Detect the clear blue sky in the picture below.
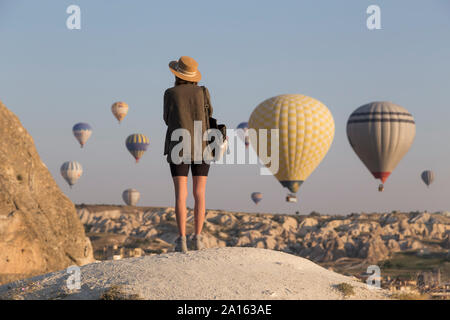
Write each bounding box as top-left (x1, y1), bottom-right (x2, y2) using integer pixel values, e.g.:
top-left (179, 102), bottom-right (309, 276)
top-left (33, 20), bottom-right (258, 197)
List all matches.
top-left (1, 0), bottom-right (449, 214)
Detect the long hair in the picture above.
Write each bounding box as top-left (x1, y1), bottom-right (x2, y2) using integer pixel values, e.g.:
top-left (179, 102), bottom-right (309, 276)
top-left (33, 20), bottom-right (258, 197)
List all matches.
top-left (174, 76), bottom-right (198, 86)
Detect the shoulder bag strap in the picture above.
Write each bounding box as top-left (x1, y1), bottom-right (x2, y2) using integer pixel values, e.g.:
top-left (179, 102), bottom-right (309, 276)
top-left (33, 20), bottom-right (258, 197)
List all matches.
top-left (202, 86), bottom-right (211, 129)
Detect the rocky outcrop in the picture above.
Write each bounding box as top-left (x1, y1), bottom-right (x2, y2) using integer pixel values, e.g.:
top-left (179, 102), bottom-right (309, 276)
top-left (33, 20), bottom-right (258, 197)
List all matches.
top-left (0, 101), bottom-right (94, 285)
top-left (0, 248), bottom-right (390, 300)
top-left (443, 234), bottom-right (450, 249)
top-left (77, 205), bottom-right (450, 265)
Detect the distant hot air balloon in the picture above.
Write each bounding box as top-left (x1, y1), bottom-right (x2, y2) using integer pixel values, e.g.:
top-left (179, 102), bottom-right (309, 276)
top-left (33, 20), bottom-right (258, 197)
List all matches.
top-left (111, 102), bottom-right (129, 123)
top-left (347, 102), bottom-right (416, 191)
top-left (248, 94), bottom-right (335, 202)
top-left (72, 122), bottom-right (92, 148)
top-left (421, 170), bottom-right (434, 187)
top-left (122, 188), bottom-right (140, 206)
top-left (60, 161), bottom-right (83, 188)
top-left (126, 134), bottom-right (149, 163)
top-left (251, 192), bottom-right (263, 204)
top-left (237, 122), bottom-right (249, 148)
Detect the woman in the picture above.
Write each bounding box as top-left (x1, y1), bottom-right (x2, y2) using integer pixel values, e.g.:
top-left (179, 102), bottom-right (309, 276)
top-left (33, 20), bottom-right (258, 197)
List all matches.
top-left (163, 56), bottom-right (213, 253)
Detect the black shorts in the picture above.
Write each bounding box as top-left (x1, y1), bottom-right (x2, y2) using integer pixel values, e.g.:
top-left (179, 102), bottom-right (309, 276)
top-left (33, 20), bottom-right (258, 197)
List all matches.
top-left (169, 162), bottom-right (210, 177)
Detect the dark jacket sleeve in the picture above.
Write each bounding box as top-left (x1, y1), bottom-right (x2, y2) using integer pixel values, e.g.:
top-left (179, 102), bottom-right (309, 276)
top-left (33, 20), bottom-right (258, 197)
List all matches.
top-left (204, 87), bottom-right (213, 117)
top-left (163, 89), bottom-right (171, 125)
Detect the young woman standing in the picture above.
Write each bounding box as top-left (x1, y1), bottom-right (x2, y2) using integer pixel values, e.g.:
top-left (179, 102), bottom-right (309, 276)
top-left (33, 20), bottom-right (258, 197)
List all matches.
top-left (163, 56), bottom-right (213, 253)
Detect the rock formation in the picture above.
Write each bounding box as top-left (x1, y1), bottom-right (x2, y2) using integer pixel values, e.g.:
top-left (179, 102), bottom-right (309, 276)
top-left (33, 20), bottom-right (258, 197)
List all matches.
top-left (0, 101), bottom-right (94, 285)
top-left (77, 205), bottom-right (450, 264)
top-left (0, 247), bottom-right (389, 300)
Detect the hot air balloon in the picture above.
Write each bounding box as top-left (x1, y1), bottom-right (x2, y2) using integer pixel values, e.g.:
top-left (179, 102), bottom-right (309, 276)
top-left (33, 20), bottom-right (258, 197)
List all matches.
top-left (237, 122), bottom-right (250, 148)
top-left (111, 102), bottom-right (129, 123)
top-left (122, 188), bottom-right (140, 206)
top-left (248, 94), bottom-right (335, 202)
top-left (60, 161), bottom-right (83, 188)
top-left (347, 102), bottom-right (415, 191)
top-left (72, 122), bottom-right (92, 148)
top-left (421, 170), bottom-right (434, 187)
top-left (251, 192), bottom-right (263, 204)
top-left (126, 134), bottom-right (149, 163)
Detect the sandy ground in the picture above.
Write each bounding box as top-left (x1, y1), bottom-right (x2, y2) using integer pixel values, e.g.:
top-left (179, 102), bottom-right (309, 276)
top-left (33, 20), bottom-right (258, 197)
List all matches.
top-left (0, 247), bottom-right (389, 300)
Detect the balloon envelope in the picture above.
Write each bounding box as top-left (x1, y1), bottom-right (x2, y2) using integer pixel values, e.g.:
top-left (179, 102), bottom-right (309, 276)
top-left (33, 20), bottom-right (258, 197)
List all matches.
top-left (60, 161), bottom-right (83, 187)
top-left (72, 122), bottom-right (92, 148)
top-left (237, 122), bottom-right (249, 130)
top-left (248, 94), bottom-right (335, 194)
top-left (126, 134), bottom-right (150, 162)
top-left (347, 102), bottom-right (415, 184)
top-left (251, 192), bottom-right (263, 204)
top-left (421, 170), bottom-right (434, 187)
top-left (122, 188), bottom-right (140, 206)
top-left (237, 122), bottom-right (249, 148)
top-left (111, 102), bottom-right (129, 123)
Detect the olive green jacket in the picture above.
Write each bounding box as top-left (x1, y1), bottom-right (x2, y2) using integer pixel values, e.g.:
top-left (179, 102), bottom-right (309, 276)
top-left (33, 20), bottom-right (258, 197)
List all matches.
top-left (163, 84), bottom-right (213, 162)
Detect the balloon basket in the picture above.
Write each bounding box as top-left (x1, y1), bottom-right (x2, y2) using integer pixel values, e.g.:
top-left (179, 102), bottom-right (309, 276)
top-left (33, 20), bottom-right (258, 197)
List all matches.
top-left (286, 194), bottom-right (297, 203)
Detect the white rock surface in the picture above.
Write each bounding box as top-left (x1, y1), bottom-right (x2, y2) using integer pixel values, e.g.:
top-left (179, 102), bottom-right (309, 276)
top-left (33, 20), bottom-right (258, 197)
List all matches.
top-left (0, 247), bottom-right (389, 300)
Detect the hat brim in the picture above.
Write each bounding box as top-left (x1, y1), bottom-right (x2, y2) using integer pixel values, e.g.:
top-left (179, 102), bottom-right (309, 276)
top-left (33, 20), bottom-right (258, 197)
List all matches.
top-left (169, 61), bottom-right (202, 82)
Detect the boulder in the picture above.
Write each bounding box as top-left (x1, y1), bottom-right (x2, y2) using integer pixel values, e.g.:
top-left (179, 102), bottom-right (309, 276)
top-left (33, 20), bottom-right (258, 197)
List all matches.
top-left (207, 213), bottom-right (236, 226)
top-left (241, 230), bottom-right (262, 242)
top-left (409, 212), bottom-right (431, 224)
top-left (386, 239), bottom-right (401, 252)
top-left (358, 238), bottom-right (389, 262)
top-left (281, 216), bottom-right (298, 232)
top-left (264, 236), bottom-right (278, 250)
top-left (201, 233), bottom-right (227, 248)
top-left (235, 235), bottom-right (252, 246)
top-left (322, 237), bottom-right (346, 262)
top-left (309, 243), bottom-right (326, 261)
top-left (144, 228), bottom-right (158, 238)
top-left (0, 101), bottom-right (94, 285)
top-left (442, 234), bottom-right (450, 249)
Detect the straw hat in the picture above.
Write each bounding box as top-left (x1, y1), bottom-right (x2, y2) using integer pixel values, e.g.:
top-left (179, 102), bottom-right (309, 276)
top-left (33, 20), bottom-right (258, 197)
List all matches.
top-left (169, 56), bottom-right (202, 82)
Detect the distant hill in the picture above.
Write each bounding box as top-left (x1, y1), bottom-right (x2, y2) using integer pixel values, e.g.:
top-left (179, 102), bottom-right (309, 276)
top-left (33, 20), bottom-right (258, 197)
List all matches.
top-left (76, 205), bottom-right (450, 281)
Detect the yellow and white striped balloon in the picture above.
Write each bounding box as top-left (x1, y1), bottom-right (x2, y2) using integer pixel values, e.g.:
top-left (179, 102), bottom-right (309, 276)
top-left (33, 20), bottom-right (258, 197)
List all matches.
top-left (248, 94), bottom-right (335, 193)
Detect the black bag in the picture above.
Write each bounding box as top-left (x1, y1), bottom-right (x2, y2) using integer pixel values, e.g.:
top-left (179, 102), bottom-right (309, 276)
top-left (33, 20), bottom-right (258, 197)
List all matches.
top-left (201, 86), bottom-right (227, 160)
top-left (202, 86), bottom-right (227, 142)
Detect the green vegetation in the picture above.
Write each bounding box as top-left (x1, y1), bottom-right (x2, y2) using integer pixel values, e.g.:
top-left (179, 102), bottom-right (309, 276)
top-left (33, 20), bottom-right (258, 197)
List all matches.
top-left (0, 281), bottom-right (43, 300)
top-left (309, 211), bottom-right (321, 217)
top-left (83, 224), bottom-right (92, 233)
top-left (379, 251), bottom-right (450, 281)
top-left (391, 293), bottom-right (429, 300)
top-left (335, 283), bottom-right (355, 297)
top-left (125, 237), bottom-right (153, 247)
top-left (272, 215), bottom-right (284, 222)
top-left (94, 249), bottom-right (107, 260)
top-left (99, 285), bottom-right (142, 300)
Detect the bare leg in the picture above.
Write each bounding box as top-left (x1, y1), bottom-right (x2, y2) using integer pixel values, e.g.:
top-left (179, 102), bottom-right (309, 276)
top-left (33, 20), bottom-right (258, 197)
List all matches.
top-left (193, 176), bottom-right (207, 235)
top-left (173, 176), bottom-right (188, 236)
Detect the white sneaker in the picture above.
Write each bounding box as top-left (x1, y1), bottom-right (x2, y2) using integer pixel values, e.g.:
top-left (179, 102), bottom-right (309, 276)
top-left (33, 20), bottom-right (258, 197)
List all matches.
top-left (174, 236), bottom-right (188, 253)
